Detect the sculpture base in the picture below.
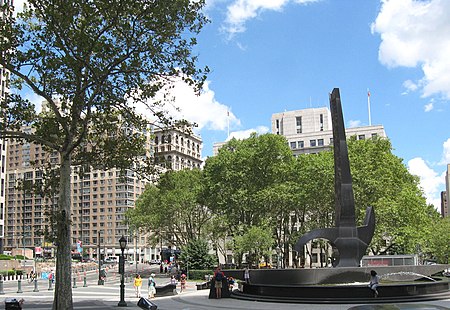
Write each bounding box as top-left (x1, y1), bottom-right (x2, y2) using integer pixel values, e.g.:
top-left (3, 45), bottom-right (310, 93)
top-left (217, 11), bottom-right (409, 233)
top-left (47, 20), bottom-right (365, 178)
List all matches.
top-left (224, 265), bottom-right (450, 304)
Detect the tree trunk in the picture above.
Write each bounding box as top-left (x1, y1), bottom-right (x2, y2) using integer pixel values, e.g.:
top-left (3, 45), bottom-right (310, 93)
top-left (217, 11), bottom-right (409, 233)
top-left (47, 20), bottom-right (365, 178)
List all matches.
top-left (53, 154), bottom-right (74, 310)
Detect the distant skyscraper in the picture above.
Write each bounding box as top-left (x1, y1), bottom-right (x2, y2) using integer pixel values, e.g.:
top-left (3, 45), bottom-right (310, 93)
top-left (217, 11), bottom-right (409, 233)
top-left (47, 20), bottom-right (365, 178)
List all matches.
top-left (442, 164), bottom-right (450, 217)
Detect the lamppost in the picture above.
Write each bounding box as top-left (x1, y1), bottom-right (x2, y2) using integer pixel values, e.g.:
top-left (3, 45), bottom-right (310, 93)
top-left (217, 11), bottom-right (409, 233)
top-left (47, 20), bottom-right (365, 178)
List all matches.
top-left (118, 235), bottom-right (127, 307)
top-left (98, 231), bottom-right (103, 285)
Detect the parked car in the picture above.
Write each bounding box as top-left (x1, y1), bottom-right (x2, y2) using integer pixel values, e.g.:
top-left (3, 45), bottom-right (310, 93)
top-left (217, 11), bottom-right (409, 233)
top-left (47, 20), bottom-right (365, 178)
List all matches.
top-left (149, 259), bottom-right (160, 265)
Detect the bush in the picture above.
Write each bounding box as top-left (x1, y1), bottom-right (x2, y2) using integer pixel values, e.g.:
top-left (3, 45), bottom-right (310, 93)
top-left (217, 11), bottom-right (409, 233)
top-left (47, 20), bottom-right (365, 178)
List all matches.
top-left (188, 269), bottom-right (214, 281)
top-left (0, 254), bottom-right (12, 260)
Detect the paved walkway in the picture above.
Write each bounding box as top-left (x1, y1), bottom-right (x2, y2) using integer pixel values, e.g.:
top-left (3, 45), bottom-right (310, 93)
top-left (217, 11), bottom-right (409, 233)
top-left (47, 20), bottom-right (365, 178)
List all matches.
top-left (1, 278), bottom-right (449, 309)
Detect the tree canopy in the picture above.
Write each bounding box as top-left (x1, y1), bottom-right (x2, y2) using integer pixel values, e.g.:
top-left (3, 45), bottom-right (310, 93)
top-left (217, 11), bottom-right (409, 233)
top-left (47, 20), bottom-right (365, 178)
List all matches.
top-left (128, 132), bottom-right (446, 270)
top-left (0, 1), bottom-right (208, 309)
top-left (128, 169), bottom-right (211, 248)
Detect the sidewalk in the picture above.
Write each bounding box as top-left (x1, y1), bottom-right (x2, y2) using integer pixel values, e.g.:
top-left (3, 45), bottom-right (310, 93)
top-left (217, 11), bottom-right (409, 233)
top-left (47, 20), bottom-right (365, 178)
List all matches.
top-left (2, 280), bottom-right (449, 309)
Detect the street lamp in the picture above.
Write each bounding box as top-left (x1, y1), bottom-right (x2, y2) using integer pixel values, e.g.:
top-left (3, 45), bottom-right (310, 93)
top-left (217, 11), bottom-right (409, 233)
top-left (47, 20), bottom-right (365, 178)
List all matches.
top-left (98, 231), bottom-right (103, 285)
top-left (118, 235), bottom-right (127, 307)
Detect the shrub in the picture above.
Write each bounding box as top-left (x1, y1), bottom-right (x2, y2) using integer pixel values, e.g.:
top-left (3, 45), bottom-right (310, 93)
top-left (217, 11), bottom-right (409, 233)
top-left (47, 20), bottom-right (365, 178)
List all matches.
top-left (0, 254), bottom-right (12, 260)
top-left (188, 269), bottom-right (214, 281)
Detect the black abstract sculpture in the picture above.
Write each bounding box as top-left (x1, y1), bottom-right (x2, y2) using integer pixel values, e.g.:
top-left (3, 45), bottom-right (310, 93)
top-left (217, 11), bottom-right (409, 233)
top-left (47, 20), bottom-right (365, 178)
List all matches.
top-left (294, 88), bottom-right (375, 267)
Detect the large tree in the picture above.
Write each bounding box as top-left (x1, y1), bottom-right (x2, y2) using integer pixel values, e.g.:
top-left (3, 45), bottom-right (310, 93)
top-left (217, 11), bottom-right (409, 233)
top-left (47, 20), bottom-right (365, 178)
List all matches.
top-left (0, 1), bottom-right (208, 309)
top-left (202, 133), bottom-right (295, 230)
top-left (127, 169), bottom-right (211, 248)
top-left (346, 136), bottom-right (436, 255)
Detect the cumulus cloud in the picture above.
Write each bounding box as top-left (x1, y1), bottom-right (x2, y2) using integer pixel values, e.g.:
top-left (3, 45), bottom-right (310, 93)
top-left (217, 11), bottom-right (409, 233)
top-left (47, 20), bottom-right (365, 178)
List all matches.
top-left (402, 79), bottom-right (419, 95)
top-left (441, 138), bottom-right (450, 164)
top-left (226, 126), bottom-right (270, 141)
top-left (223, 0), bottom-right (319, 37)
top-left (407, 157), bottom-right (445, 210)
top-left (372, 0), bottom-right (450, 99)
top-left (424, 102), bottom-right (433, 112)
top-left (136, 78), bottom-right (240, 133)
top-left (348, 120), bottom-right (362, 128)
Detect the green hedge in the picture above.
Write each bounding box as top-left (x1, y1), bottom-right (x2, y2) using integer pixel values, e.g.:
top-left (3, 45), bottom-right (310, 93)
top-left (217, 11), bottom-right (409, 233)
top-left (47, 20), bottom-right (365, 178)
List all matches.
top-left (0, 254), bottom-right (12, 260)
top-left (188, 269), bottom-right (214, 281)
top-left (0, 270), bottom-right (24, 276)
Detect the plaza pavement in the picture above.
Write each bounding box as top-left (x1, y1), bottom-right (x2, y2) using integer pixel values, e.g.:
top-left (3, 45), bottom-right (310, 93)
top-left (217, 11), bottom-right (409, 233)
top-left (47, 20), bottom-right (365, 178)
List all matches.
top-left (1, 276), bottom-right (449, 310)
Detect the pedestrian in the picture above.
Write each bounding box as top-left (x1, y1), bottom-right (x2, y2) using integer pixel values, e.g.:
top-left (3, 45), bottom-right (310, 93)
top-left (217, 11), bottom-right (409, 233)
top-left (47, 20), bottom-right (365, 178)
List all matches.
top-left (180, 273), bottom-right (187, 292)
top-left (134, 274), bottom-right (143, 298)
top-left (170, 275), bottom-right (177, 285)
top-left (214, 267), bottom-right (225, 299)
top-left (368, 270), bottom-right (379, 297)
top-left (148, 273), bottom-right (156, 299)
top-left (244, 267), bottom-right (250, 284)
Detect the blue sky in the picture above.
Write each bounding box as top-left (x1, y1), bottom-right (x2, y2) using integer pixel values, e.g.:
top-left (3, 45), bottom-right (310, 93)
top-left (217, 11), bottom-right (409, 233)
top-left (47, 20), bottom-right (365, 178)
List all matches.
top-left (172, 0), bottom-right (450, 210)
top-left (14, 0), bottom-right (450, 210)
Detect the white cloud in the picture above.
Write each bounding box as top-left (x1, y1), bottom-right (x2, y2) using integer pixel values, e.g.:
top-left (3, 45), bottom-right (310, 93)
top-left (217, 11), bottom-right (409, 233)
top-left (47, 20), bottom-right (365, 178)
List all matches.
top-left (137, 78), bottom-right (240, 134)
top-left (372, 0), bottom-right (450, 99)
top-left (223, 0), bottom-right (319, 37)
top-left (407, 157), bottom-right (444, 210)
top-left (402, 79), bottom-right (419, 94)
top-left (424, 102), bottom-right (433, 112)
top-left (226, 126), bottom-right (269, 141)
top-left (348, 120), bottom-right (362, 128)
top-left (441, 138), bottom-right (450, 164)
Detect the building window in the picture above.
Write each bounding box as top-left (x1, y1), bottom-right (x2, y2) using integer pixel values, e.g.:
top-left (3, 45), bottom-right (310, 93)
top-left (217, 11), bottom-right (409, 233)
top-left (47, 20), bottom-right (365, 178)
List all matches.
top-left (290, 141), bottom-right (296, 149)
top-left (310, 140), bottom-right (316, 147)
top-left (319, 114), bottom-right (324, 131)
top-left (296, 116), bottom-right (302, 134)
top-left (298, 141), bottom-right (304, 148)
top-left (358, 134), bottom-right (365, 140)
top-left (318, 139), bottom-right (324, 146)
top-left (371, 133), bottom-right (378, 139)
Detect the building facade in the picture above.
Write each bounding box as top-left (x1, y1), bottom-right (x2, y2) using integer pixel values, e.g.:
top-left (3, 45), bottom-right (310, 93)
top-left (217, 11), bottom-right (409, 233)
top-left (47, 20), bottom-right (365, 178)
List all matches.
top-left (153, 126), bottom-right (203, 170)
top-left (271, 107), bottom-right (386, 156)
top-left (4, 124), bottom-right (203, 262)
top-left (442, 164), bottom-right (450, 217)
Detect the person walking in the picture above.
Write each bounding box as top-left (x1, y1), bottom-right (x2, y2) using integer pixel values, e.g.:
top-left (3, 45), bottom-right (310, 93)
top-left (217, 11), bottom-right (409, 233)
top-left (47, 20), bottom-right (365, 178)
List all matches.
top-left (134, 274), bottom-right (143, 298)
top-left (368, 270), bottom-right (379, 297)
top-left (148, 273), bottom-right (156, 299)
top-left (180, 273), bottom-right (187, 292)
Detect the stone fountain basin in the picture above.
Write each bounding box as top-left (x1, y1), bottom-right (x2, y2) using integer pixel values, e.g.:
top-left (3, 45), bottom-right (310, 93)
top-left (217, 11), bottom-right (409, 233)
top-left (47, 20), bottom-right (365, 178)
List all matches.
top-left (226, 265), bottom-right (450, 285)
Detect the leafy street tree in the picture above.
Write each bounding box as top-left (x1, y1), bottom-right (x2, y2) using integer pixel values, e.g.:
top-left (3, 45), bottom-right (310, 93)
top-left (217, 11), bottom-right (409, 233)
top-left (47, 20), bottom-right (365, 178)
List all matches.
top-left (291, 151), bottom-right (334, 266)
top-left (232, 225), bottom-right (274, 268)
top-left (202, 133), bottom-right (295, 265)
top-left (202, 133), bottom-right (295, 230)
top-left (179, 238), bottom-right (216, 271)
top-left (346, 137), bottom-right (437, 255)
top-left (0, 1), bottom-right (208, 309)
top-left (128, 169), bottom-right (211, 248)
top-left (424, 216), bottom-right (450, 264)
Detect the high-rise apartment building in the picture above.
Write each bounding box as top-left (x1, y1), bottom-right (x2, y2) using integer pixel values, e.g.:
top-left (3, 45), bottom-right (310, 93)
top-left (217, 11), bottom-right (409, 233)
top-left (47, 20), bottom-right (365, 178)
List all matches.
top-left (4, 124), bottom-right (203, 262)
top-left (0, 0), bottom-right (14, 252)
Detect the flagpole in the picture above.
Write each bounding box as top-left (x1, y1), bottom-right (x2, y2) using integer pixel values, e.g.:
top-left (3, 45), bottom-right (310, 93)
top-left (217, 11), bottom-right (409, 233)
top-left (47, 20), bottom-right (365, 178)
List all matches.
top-left (227, 109), bottom-right (230, 139)
top-left (367, 89), bottom-right (372, 126)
